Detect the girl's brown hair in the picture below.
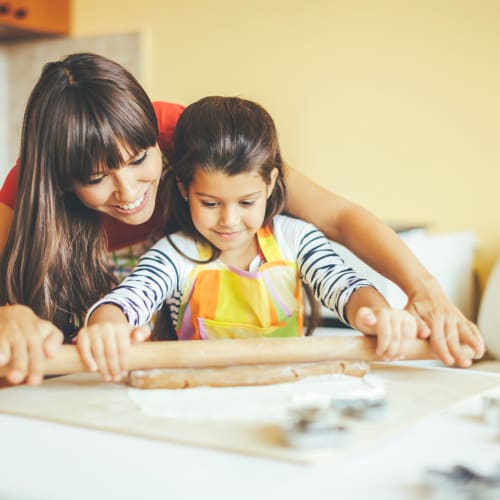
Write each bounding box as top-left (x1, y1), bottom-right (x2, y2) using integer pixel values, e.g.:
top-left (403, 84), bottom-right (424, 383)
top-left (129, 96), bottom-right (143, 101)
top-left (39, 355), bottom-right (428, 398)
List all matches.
top-left (0, 52), bottom-right (158, 338)
top-left (166, 96), bottom-right (287, 257)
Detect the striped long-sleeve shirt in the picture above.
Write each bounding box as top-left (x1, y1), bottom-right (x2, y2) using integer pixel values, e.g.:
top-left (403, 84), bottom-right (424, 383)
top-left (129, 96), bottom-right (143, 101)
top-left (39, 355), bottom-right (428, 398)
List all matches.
top-left (87, 215), bottom-right (373, 328)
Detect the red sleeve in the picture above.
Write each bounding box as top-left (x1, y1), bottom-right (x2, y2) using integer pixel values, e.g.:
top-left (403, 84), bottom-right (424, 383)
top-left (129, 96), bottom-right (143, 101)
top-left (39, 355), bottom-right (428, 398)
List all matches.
top-left (153, 101), bottom-right (185, 161)
top-left (0, 162), bottom-right (19, 209)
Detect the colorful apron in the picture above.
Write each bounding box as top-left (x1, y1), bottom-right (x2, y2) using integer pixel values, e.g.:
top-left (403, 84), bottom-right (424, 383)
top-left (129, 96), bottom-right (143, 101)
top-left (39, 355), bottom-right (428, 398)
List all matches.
top-left (176, 225), bottom-right (303, 340)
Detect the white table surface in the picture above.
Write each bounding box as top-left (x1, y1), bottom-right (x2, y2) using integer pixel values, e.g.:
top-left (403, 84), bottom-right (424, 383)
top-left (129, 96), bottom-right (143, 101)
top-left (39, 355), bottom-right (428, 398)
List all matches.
top-left (1, 331), bottom-right (499, 500)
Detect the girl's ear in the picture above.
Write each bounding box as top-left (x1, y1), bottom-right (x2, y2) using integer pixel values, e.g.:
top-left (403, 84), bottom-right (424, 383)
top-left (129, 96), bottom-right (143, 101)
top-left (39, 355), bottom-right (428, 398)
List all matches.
top-left (177, 179), bottom-right (188, 201)
top-left (267, 168), bottom-right (279, 199)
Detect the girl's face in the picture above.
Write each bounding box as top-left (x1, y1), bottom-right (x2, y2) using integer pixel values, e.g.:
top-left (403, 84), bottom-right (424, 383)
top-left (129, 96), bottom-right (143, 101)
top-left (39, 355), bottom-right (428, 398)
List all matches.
top-left (181, 167), bottom-right (278, 264)
top-left (72, 144), bottom-right (163, 225)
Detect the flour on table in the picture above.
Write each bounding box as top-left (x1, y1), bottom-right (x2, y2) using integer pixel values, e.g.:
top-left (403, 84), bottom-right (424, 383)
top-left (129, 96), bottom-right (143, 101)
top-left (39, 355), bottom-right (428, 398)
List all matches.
top-left (128, 374), bottom-right (385, 423)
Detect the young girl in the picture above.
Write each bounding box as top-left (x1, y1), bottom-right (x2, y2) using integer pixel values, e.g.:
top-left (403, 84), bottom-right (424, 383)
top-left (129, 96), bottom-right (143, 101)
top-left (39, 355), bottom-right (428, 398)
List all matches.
top-left (0, 53), bottom-right (483, 386)
top-left (78, 96), bottom-right (419, 381)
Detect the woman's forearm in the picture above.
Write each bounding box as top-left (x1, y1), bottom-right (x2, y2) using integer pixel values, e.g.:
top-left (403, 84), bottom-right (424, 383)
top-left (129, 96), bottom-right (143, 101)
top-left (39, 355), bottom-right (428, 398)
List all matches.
top-left (284, 165), bottom-right (436, 298)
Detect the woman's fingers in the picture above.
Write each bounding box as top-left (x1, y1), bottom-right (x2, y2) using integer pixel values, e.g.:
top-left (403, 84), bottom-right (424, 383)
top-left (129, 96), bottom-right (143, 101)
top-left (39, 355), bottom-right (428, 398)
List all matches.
top-left (43, 327), bottom-right (64, 358)
top-left (6, 340), bottom-right (28, 385)
top-left (26, 334), bottom-right (45, 386)
top-left (0, 338), bottom-right (11, 367)
top-left (0, 305), bottom-right (64, 384)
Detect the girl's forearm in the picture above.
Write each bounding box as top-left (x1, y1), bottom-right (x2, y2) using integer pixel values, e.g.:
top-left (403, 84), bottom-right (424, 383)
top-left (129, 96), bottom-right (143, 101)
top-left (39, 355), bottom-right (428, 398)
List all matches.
top-left (87, 304), bottom-right (129, 325)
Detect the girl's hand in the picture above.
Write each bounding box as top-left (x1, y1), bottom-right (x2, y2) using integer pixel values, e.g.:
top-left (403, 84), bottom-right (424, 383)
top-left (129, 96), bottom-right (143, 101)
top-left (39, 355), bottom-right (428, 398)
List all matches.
top-left (75, 323), bottom-right (151, 382)
top-left (0, 304), bottom-right (64, 385)
top-left (405, 283), bottom-right (485, 368)
top-left (354, 306), bottom-right (418, 361)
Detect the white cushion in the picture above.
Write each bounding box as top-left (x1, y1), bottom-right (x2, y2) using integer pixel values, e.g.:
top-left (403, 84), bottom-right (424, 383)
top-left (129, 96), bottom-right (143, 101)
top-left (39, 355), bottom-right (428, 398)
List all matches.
top-left (478, 258), bottom-right (500, 359)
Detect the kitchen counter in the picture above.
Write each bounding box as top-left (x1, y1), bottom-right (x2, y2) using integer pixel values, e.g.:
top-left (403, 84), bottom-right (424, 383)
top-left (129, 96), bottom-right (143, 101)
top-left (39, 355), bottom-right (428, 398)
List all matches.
top-left (0, 355), bottom-right (499, 500)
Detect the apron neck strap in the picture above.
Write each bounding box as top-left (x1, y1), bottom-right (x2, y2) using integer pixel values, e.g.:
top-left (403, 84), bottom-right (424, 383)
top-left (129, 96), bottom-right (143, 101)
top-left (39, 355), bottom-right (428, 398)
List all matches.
top-left (194, 223), bottom-right (284, 262)
top-left (257, 224), bottom-right (284, 262)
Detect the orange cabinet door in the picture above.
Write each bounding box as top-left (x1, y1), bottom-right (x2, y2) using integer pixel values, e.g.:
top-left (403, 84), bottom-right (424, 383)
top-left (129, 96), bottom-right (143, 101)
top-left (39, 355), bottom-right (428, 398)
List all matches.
top-left (0, 0), bottom-right (69, 36)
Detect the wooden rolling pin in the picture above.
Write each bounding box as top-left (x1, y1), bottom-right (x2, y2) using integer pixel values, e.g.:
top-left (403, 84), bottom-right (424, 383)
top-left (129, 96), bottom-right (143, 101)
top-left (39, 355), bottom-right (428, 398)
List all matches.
top-left (0, 336), bottom-right (445, 377)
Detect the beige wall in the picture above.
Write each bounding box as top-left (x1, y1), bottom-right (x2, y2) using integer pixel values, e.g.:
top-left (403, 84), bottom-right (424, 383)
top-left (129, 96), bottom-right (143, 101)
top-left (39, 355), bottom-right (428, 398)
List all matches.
top-left (72, 0), bottom-right (500, 289)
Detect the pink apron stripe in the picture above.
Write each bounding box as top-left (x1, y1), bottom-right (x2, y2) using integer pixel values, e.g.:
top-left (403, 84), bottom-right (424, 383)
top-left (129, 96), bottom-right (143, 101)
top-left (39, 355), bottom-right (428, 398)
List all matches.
top-left (261, 271), bottom-right (292, 317)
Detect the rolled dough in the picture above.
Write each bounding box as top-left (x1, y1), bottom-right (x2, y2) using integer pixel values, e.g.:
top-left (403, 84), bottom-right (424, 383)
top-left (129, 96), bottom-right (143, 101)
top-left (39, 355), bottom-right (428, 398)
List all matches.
top-left (128, 373), bottom-right (386, 423)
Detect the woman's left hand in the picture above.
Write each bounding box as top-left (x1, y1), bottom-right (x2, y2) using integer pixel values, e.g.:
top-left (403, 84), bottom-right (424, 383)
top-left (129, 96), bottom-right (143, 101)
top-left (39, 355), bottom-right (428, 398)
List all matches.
top-left (405, 283), bottom-right (485, 367)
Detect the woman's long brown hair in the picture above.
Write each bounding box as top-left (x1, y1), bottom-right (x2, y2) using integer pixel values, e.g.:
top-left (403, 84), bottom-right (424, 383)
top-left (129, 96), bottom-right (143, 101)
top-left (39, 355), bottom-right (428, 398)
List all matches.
top-left (0, 53), bottom-right (158, 339)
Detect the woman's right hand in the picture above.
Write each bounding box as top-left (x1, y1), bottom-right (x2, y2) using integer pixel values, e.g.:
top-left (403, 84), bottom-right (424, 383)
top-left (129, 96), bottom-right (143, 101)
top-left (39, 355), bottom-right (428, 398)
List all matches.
top-left (0, 304), bottom-right (64, 385)
top-left (75, 322), bottom-right (150, 382)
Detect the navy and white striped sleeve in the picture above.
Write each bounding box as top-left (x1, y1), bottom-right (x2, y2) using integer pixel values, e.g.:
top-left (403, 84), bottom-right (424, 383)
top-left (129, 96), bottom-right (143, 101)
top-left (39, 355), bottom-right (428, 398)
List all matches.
top-left (293, 222), bottom-right (374, 325)
top-left (86, 238), bottom-right (183, 326)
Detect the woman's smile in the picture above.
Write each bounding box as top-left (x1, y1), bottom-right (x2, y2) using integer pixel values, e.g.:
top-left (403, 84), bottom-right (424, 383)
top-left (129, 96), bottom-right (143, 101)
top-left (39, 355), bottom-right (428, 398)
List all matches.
top-left (112, 187), bottom-right (150, 215)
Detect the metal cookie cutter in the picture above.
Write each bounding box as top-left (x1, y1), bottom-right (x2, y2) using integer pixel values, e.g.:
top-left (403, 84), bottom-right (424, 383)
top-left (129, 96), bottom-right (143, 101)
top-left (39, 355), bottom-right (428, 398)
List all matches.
top-left (330, 397), bottom-right (389, 422)
top-left (483, 395), bottom-right (500, 436)
top-left (423, 464), bottom-right (500, 498)
top-left (280, 406), bottom-right (351, 449)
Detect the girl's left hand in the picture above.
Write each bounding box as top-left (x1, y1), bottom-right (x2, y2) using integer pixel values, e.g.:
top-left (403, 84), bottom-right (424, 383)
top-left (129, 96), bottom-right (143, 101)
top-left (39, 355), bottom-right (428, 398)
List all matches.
top-left (75, 323), bottom-right (151, 381)
top-left (354, 307), bottom-right (418, 361)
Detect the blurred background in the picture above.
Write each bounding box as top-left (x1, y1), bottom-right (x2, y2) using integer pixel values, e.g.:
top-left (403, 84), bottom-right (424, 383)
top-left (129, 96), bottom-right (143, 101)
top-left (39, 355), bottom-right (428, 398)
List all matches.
top-left (1, 0), bottom-right (499, 294)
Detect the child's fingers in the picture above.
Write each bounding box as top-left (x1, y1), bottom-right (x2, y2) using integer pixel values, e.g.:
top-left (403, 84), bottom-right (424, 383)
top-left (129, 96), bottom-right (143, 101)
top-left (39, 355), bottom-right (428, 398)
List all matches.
top-left (89, 334), bottom-right (111, 381)
top-left (76, 331), bottom-right (98, 372)
top-left (115, 331), bottom-right (131, 376)
top-left (398, 314), bottom-right (418, 359)
top-left (397, 318), bottom-right (417, 360)
top-left (101, 330), bottom-right (123, 381)
top-left (384, 316), bottom-right (402, 360)
top-left (131, 326), bottom-right (151, 344)
top-left (355, 307), bottom-right (377, 333)
top-left (375, 312), bottom-right (392, 358)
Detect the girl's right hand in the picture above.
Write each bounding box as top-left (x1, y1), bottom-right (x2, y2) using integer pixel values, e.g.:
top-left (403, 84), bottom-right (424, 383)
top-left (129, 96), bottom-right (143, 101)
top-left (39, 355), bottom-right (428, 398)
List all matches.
top-left (0, 304), bottom-right (64, 385)
top-left (75, 323), bottom-right (151, 382)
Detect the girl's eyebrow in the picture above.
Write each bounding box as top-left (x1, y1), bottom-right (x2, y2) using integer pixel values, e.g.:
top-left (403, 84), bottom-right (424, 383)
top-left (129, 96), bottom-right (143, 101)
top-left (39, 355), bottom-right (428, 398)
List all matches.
top-left (194, 191), bottom-right (261, 199)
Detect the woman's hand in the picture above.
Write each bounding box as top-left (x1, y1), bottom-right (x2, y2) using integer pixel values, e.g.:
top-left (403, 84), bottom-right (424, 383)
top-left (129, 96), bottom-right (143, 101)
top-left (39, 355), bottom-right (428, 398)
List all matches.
top-left (0, 304), bottom-right (64, 385)
top-left (405, 281), bottom-right (485, 368)
top-left (75, 323), bottom-right (151, 381)
top-left (353, 306), bottom-right (418, 361)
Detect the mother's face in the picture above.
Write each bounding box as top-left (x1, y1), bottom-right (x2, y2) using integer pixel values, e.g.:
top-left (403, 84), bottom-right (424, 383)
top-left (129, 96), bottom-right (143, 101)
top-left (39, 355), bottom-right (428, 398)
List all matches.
top-left (72, 143), bottom-right (163, 225)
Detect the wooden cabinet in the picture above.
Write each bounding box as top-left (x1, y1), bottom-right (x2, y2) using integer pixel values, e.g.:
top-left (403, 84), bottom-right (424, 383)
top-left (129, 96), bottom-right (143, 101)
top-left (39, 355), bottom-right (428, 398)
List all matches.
top-left (0, 0), bottom-right (69, 39)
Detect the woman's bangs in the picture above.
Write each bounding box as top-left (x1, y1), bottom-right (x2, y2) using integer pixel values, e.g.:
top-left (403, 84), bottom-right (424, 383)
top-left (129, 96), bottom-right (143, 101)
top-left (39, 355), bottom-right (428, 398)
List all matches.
top-left (58, 97), bottom-right (157, 188)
